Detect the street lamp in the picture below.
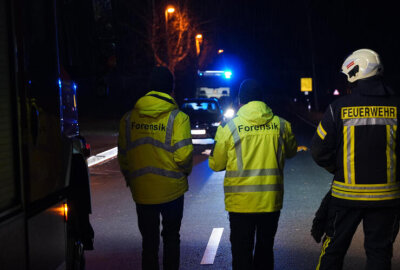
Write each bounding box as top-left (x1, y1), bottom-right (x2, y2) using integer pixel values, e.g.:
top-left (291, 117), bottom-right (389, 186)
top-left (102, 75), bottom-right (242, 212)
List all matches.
top-left (165, 6), bottom-right (175, 66)
top-left (195, 34), bottom-right (203, 56)
top-left (165, 6), bottom-right (175, 26)
top-left (165, 5), bottom-right (175, 35)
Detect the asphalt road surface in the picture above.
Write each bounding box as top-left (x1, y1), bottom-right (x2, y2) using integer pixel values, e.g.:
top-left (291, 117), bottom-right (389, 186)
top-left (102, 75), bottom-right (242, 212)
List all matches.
top-left (82, 113), bottom-right (400, 270)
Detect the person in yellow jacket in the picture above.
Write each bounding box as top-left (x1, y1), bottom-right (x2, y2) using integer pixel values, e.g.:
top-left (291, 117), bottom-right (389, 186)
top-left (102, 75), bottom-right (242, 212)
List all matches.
top-left (118, 66), bottom-right (193, 270)
top-left (209, 79), bottom-right (297, 270)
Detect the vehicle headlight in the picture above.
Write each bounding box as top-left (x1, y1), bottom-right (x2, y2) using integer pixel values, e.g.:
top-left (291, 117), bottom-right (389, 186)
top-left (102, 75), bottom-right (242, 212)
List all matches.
top-left (224, 108), bottom-right (235, 118)
top-left (211, 122), bottom-right (220, 127)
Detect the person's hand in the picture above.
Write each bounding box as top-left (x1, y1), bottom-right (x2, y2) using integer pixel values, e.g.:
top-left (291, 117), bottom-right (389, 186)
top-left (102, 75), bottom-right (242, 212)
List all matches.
top-left (311, 218), bottom-right (325, 243)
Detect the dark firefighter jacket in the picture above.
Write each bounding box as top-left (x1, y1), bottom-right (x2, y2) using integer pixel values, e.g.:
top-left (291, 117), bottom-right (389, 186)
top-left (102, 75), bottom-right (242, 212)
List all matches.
top-left (209, 101), bottom-right (297, 213)
top-left (118, 91), bottom-right (193, 204)
top-left (311, 77), bottom-right (400, 207)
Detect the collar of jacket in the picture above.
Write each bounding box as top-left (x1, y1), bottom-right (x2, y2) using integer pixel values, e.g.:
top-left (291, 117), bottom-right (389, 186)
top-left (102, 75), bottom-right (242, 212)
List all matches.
top-left (237, 101), bottom-right (274, 125)
top-left (351, 77), bottom-right (394, 96)
top-left (134, 91), bottom-right (178, 118)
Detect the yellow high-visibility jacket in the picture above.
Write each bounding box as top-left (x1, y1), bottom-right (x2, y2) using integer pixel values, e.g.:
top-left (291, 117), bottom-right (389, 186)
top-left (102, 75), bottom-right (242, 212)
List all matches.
top-left (209, 101), bottom-right (297, 213)
top-left (118, 91), bottom-right (193, 204)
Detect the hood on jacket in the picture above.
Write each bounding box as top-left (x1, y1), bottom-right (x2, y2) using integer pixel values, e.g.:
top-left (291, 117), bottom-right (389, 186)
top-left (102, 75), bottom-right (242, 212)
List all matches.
top-left (237, 101), bottom-right (274, 125)
top-left (134, 91), bottom-right (178, 118)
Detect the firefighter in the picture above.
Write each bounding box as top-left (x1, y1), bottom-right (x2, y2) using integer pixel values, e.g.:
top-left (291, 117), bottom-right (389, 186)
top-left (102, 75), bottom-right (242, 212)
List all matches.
top-left (311, 49), bottom-right (400, 270)
top-left (118, 66), bottom-right (193, 270)
top-left (209, 79), bottom-right (298, 270)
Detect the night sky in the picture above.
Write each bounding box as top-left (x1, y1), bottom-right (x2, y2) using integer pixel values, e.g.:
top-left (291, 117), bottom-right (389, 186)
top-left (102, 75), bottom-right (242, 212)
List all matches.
top-left (185, 0), bottom-right (399, 108)
top-left (84, 0), bottom-right (400, 115)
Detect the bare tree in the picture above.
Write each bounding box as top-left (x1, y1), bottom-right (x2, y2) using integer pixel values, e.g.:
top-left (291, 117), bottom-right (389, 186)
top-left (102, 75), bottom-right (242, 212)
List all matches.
top-left (151, 1), bottom-right (195, 74)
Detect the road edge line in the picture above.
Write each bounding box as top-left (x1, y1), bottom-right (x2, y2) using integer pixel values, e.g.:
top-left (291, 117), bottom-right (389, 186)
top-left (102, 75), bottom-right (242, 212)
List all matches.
top-left (87, 147), bottom-right (118, 167)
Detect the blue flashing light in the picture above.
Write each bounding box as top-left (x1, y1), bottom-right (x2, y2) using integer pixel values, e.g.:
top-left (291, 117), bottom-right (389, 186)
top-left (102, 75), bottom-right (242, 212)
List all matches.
top-left (73, 82), bottom-right (77, 91)
top-left (224, 70), bottom-right (232, 79)
top-left (58, 79), bottom-right (62, 88)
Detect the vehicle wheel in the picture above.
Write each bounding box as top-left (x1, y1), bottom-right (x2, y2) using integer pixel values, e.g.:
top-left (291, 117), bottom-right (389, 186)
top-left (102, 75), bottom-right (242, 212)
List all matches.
top-left (66, 225), bottom-right (85, 270)
top-left (66, 154), bottom-right (93, 270)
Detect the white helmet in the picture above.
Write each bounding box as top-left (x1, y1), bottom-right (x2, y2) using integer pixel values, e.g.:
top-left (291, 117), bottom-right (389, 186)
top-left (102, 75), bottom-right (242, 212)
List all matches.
top-left (341, 49), bottom-right (383, 83)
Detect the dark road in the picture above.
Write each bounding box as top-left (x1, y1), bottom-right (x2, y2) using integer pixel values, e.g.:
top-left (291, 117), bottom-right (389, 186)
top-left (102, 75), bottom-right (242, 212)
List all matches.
top-left (83, 114), bottom-right (400, 270)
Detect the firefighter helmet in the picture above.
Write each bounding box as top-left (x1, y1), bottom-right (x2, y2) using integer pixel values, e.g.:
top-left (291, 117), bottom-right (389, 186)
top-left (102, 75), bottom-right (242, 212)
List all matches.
top-left (341, 49), bottom-right (383, 83)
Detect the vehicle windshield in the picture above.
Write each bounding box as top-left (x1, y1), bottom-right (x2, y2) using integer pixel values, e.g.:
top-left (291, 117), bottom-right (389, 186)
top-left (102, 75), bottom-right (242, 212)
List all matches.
top-left (181, 100), bottom-right (222, 122)
top-left (182, 101), bottom-right (219, 113)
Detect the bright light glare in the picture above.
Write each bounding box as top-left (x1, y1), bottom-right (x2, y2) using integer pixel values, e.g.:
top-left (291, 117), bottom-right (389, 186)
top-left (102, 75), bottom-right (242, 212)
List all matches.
top-left (224, 108), bottom-right (235, 118)
top-left (218, 49), bottom-right (224, 54)
top-left (196, 34), bottom-right (203, 39)
top-left (192, 138), bottom-right (214, 145)
top-left (167, 7), bottom-right (175, 13)
top-left (191, 129), bottom-right (206, 135)
top-left (224, 71), bottom-right (232, 79)
top-left (63, 203), bottom-right (68, 221)
top-left (211, 122), bottom-right (220, 127)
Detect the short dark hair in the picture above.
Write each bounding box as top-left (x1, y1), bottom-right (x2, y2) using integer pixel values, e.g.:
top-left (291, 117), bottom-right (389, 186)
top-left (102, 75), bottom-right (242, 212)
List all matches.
top-left (149, 66), bottom-right (174, 93)
top-left (239, 79), bottom-right (264, 104)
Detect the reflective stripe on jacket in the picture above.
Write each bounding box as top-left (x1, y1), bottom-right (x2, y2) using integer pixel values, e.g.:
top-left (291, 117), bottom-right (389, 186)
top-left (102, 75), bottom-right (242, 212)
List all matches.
top-left (118, 91), bottom-right (193, 204)
top-left (311, 78), bottom-right (400, 204)
top-left (209, 101), bottom-right (297, 213)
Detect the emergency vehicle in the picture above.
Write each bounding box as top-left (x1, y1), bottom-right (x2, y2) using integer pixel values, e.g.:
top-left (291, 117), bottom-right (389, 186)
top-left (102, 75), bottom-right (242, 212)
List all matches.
top-left (0, 0), bottom-right (93, 269)
top-left (196, 70), bottom-right (232, 99)
top-left (196, 70), bottom-right (236, 119)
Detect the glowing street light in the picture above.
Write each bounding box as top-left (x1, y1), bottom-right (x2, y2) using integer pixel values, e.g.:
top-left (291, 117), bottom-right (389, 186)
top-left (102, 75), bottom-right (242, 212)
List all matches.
top-left (164, 5), bottom-right (176, 65)
top-left (195, 34), bottom-right (203, 56)
top-left (218, 49), bottom-right (224, 54)
top-left (165, 6), bottom-right (175, 27)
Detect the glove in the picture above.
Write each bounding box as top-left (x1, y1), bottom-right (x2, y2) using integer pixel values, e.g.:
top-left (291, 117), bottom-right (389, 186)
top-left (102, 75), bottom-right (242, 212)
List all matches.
top-left (311, 189), bottom-right (331, 243)
top-left (311, 216), bottom-right (326, 243)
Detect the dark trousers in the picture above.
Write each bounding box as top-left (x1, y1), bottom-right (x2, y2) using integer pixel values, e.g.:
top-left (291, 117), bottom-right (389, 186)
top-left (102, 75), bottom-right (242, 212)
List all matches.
top-left (136, 196), bottom-right (184, 270)
top-left (229, 211), bottom-right (280, 270)
top-left (317, 205), bottom-right (399, 270)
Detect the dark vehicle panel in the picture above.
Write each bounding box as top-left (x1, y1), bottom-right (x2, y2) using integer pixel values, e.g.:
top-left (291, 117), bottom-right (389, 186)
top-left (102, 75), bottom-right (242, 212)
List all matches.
top-left (0, 0), bottom-right (93, 269)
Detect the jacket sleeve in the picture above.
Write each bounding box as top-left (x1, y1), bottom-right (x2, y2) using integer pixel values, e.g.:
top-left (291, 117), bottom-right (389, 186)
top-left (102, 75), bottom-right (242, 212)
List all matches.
top-left (311, 104), bottom-right (337, 173)
top-left (173, 112), bottom-right (193, 175)
top-left (283, 120), bottom-right (298, 159)
top-left (117, 113), bottom-right (130, 181)
top-left (209, 124), bottom-right (228, 171)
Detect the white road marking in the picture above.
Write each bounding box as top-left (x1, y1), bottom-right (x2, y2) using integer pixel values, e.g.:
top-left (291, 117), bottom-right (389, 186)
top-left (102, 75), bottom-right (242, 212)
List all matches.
top-left (87, 147), bottom-right (118, 167)
top-left (200, 227), bottom-right (224, 265)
